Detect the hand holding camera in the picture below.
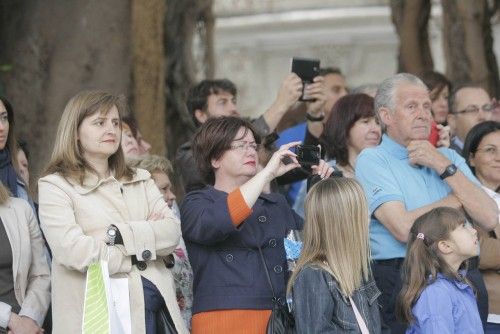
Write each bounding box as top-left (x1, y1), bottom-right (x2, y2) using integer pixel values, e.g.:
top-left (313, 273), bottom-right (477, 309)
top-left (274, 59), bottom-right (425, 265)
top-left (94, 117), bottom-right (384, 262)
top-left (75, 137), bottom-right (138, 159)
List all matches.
top-left (291, 57), bottom-right (320, 102)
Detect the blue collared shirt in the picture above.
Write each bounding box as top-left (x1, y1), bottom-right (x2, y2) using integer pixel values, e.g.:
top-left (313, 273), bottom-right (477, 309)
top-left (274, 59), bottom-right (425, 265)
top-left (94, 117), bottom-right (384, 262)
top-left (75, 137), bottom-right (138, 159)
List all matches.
top-left (355, 134), bottom-right (479, 260)
top-left (406, 272), bottom-right (483, 333)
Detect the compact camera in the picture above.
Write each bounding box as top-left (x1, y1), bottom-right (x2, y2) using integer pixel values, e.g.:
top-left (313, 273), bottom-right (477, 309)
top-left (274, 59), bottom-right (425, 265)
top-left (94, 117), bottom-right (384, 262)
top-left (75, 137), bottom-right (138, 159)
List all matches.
top-left (296, 145), bottom-right (320, 166)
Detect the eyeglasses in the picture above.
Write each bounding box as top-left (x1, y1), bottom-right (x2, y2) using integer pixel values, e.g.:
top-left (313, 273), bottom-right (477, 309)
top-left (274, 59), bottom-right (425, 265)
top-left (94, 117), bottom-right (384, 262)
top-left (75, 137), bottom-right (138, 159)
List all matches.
top-left (475, 146), bottom-right (498, 156)
top-left (230, 142), bottom-right (260, 152)
top-left (452, 102), bottom-right (497, 115)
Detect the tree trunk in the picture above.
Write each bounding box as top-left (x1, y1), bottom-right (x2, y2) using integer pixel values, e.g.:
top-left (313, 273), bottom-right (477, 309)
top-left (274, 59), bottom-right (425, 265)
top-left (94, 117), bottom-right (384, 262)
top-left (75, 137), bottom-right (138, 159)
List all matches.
top-left (0, 0), bottom-right (132, 184)
top-left (131, 0), bottom-right (167, 156)
top-left (164, 0), bottom-right (214, 162)
top-left (442, 0), bottom-right (499, 96)
top-left (390, 0), bottom-right (433, 75)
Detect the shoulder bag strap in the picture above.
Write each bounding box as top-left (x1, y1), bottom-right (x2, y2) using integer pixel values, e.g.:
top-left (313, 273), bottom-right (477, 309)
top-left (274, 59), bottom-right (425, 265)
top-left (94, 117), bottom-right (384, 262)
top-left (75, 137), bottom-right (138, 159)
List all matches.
top-left (348, 296), bottom-right (370, 334)
top-left (245, 224), bottom-right (277, 300)
top-left (256, 244), bottom-right (277, 300)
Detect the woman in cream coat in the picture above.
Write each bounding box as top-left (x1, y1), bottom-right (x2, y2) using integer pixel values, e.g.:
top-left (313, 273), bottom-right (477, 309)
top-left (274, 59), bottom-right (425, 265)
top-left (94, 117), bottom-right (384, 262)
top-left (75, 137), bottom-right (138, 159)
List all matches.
top-left (0, 182), bottom-right (50, 333)
top-left (38, 91), bottom-right (186, 334)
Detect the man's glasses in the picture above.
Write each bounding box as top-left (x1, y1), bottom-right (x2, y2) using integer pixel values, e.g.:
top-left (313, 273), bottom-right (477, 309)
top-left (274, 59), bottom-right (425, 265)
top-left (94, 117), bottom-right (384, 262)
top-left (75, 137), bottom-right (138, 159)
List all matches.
top-left (452, 102), bottom-right (497, 115)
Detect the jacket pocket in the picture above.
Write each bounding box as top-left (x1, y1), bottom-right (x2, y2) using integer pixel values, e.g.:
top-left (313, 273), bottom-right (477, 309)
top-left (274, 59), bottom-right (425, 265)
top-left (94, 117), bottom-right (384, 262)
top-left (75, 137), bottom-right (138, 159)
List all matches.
top-left (362, 279), bottom-right (382, 306)
top-left (213, 249), bottom-right (257, 287)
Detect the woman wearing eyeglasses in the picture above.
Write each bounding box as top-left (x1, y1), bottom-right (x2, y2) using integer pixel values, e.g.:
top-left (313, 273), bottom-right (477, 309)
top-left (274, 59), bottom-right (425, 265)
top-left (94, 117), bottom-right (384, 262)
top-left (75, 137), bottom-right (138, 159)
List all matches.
top-left (181, 116), bottom-right (332, 334)
top-left (463, 121), bottom-right (500, 333)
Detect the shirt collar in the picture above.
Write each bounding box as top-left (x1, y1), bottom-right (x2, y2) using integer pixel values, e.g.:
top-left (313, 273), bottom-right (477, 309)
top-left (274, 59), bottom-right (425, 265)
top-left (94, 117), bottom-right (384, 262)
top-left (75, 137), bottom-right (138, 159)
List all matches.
top-left (380, 134), bottom-right (409, 160)
top-left (435, 270), bottom-right (470, 290)
top-left (452, 136), bottom-right (464, 150)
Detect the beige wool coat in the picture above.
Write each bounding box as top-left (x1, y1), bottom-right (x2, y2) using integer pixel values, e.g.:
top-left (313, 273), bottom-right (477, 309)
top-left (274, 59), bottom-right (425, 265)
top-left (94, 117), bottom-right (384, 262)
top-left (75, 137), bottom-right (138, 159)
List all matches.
top-left (38, 168), bottom-right (187, 334)
top-left (0, 197), bottom-right (51, 329)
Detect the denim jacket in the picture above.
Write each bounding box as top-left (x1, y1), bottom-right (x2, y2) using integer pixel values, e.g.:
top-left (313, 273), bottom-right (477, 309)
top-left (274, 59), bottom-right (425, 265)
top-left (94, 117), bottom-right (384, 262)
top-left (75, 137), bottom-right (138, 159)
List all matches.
top-left (292, 265), bottom-right (382, 333)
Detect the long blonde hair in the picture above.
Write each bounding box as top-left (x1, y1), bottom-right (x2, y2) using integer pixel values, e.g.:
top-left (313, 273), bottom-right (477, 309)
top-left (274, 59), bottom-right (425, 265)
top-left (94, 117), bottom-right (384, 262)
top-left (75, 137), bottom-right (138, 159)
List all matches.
top-left (43, 91), bottom-right (134, 183)
top-left (288, 178), bottom-right (371, 297)
top-left (0, 182), bottom-right (11, 204)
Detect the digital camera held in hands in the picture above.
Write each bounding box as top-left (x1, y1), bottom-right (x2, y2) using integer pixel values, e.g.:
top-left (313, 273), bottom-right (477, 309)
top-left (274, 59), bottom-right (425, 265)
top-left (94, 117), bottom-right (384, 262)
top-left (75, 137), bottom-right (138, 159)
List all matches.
top-left (296, 145), bottom-right (320, 166)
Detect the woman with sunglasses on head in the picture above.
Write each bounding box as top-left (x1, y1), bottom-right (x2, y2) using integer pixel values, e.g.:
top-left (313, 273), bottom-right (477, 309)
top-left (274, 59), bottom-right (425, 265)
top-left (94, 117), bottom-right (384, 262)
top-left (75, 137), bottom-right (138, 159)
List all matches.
top-left (463, 121), bottom-right (500, 333)
top-left (38, 91), bottom-right (187, 334)
top-left (181, 116), bottom-right (332, 333)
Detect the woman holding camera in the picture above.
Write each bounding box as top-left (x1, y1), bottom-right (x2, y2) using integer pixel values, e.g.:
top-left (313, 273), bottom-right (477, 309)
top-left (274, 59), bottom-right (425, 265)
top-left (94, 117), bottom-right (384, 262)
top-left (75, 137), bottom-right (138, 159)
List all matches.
top-left (181, 116), bottom-right (332, 333)
top-left (38, 91), bottom-right (187, 333)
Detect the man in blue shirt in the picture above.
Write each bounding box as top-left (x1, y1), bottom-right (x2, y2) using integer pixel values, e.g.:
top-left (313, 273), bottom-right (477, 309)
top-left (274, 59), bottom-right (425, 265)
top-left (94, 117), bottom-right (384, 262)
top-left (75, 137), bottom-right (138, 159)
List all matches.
top-left (356, 73), bottom-right (498, 333)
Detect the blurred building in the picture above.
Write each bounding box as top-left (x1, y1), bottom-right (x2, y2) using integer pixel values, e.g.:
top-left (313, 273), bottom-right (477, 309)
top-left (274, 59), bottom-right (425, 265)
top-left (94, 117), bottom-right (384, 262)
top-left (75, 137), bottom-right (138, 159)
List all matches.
top-left (213, 0), bottom-right (500, 118)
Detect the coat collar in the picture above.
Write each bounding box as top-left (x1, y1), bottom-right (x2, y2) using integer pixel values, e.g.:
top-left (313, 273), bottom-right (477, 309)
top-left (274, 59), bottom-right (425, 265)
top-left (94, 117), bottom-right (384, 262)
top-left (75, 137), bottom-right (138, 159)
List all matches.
top-left (69, 168), bottom-right (151, 194)
top-left (204, 185), bottom-right (278, 204)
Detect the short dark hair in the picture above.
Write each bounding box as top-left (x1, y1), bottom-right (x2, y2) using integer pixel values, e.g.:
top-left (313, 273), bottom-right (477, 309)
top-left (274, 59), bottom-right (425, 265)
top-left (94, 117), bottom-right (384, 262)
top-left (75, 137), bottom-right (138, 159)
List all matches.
top-left (193, 116), bottom-right (260, 185)
top-left (121, 115), bottom-right (139, 138)
top-left (186, 79), bottom-right (237, 127)
top-left (463, 121), bottom-right (500, 175)
top-left (420, 71), bottom-right (451, 101)
top-left (321, 93), bottom-right (377, 165)
top-left (319, 67), bottom-right (343, 77)
top-left (448, 84), bottom-right (486, 113)
top-left (17, 139), bottom-right (29, 160)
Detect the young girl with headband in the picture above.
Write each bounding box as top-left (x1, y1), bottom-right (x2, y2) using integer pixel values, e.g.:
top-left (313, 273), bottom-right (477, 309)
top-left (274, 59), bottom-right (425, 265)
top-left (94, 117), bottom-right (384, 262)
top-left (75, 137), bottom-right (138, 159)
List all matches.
top-left (396, 207), bottom-right (482, 333)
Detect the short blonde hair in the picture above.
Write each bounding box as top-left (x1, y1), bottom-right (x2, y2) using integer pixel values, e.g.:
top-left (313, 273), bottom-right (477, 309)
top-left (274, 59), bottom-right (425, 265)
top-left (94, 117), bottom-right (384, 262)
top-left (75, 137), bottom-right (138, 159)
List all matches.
top-left (127, 155), bottom-right (174, 176)
top-left (43, 91), bottom-right (134, 183)
top-left (288, 178), bottom-right (371, 297)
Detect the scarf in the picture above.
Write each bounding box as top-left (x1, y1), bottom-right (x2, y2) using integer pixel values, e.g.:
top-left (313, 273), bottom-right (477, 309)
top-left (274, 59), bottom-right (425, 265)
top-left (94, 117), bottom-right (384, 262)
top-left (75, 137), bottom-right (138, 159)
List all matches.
top-left (0, 149), bottom-right (18, 197)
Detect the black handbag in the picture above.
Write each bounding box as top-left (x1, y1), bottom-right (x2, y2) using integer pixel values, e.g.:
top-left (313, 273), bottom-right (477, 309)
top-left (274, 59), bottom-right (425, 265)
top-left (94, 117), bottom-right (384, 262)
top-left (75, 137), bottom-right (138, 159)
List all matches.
top-left (255, 244), bottom-right (295, 334)
top-left (156, 304), bottom-right (178, 334)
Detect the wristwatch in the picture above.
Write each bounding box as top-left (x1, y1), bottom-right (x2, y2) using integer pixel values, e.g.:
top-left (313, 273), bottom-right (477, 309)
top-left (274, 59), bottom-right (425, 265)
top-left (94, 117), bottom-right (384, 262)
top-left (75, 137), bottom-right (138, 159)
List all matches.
top-left (440, 164), bottom-right (457, 180)
top-left (106, 225), bottom-right (118, 246)
top-left (305, 112), bottom-right (325, 122)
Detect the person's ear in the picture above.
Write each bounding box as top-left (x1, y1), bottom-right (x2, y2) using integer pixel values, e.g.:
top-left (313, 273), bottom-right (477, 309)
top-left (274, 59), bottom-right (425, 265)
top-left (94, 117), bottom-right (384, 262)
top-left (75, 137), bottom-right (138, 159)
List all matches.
top-left (468, 153), bottom-right (477, 168)
top-left (437, 240), bottom-right (453, 255)
top-left (195, 109), bottom-right (208, 124)
top-left (211, 158), bottom-right (221, 170)
top-left (378, 107), bottom-right (392, 126)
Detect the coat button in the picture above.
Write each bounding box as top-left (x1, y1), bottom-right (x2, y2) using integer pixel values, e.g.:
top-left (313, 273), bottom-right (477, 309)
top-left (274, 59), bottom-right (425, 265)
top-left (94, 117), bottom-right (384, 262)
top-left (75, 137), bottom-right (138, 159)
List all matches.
top-left (258, 216), bottom-right (267, 223)
top-left (136, 261), bottom-right (147, 271)
top-left (142, 250), bottom-right (152, 261)
top-left (268, 239), bottom-right (277, 248)
top-left (273, 265), bottom-right (283, 273)
top-left (226, 254), bottom-right (234, 262)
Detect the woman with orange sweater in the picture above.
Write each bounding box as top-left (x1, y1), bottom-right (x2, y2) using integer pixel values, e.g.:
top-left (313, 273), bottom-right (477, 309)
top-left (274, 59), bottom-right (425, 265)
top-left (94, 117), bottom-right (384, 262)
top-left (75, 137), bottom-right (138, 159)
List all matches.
top-left (181, 116), bottom-right (332, 333)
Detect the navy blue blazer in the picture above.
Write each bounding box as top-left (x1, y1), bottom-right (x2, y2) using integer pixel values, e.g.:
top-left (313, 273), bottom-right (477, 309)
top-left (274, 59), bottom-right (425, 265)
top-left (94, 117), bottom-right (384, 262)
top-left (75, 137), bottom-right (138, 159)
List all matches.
top-left (180, 185), bottom-right (303, 314)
